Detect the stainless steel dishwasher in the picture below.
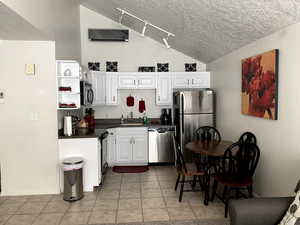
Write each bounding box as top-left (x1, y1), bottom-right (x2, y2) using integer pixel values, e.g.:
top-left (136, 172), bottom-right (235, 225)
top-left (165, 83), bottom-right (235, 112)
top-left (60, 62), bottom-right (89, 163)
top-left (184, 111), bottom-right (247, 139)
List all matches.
top-left (148, 127), bottom-right (175, 163)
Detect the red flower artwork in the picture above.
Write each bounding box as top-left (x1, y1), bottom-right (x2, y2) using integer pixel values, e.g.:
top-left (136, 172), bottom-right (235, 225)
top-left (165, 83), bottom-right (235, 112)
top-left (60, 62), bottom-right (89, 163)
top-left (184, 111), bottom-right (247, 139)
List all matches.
top-left (241, 50), bottom-right (278, 120)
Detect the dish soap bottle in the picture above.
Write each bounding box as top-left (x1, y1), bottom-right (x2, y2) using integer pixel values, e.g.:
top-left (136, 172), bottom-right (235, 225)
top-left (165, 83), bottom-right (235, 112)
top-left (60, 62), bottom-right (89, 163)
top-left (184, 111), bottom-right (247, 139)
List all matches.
top-left (142, 112), bottom-right (148, 124)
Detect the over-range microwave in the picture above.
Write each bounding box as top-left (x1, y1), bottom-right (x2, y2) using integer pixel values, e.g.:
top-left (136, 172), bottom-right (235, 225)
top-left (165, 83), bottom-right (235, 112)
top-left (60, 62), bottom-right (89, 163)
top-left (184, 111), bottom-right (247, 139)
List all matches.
top-left (80, 81), bottom-right (94, 106)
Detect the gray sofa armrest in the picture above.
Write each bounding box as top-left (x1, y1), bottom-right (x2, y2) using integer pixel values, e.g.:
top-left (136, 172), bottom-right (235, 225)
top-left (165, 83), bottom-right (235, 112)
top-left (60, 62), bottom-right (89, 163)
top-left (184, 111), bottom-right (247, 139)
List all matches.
top-left (229, 197), bottom-right (293, 225)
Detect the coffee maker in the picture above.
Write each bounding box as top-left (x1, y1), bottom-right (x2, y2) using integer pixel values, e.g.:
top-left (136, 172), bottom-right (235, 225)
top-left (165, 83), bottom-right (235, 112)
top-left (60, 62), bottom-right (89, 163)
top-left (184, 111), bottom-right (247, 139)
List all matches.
top-left (160, 108), bottom-right (172, 125)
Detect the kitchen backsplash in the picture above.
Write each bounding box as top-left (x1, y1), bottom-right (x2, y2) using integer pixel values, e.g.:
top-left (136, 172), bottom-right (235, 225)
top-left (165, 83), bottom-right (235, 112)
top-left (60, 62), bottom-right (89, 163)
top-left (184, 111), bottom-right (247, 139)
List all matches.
top-left (93, 89), bottom-right (168, 119)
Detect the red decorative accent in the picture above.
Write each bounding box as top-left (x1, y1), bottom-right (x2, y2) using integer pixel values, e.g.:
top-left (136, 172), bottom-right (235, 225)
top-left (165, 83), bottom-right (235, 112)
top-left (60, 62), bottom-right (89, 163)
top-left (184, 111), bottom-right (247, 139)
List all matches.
top-left (139, 99), bottom-right (146, 113)
top-left (59, 86), bottom-right (72, 91)
top-left (126, 95), bottom-right (134, 107)
top-left (112, 166), bottom-right (149, 173)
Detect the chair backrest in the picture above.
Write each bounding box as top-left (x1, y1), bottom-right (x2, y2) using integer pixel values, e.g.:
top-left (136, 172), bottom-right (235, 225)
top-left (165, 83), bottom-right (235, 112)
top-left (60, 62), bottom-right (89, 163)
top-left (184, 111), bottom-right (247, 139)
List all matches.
top-left (238, 132), bottom-right (257, 144)
top-left (220, 142), bottom-right (260, 179)
top-left (172, 135), bottom-right (187, 173)
top-left (194, 126), bottom-right (221, 142)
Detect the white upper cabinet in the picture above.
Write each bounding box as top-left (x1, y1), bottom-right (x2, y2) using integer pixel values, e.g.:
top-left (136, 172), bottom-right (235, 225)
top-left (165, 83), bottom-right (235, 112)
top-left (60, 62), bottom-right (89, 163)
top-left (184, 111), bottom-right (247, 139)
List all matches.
top-left (89, 71), bottom-right (106, 106)
top-left (118, 72), bottom-right (156, 89)
top-left (118, 74), bottom-right (137, 89)
top-left (156, 73), bottom-right (172, 105)
top-left (189, 72), bottom-right (210, 88)
top-left (136, 73), bottom-right (156, 89)
top-left (173, 72), bottom-right (210, 89)
top-left (106, 72), bottom-right (119, 105)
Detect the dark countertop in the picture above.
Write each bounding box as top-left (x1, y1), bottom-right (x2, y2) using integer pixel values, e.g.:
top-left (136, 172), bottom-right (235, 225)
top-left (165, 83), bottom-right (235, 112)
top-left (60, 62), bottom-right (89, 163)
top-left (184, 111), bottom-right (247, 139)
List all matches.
top-left (58, 118), bottom-right (175, 139)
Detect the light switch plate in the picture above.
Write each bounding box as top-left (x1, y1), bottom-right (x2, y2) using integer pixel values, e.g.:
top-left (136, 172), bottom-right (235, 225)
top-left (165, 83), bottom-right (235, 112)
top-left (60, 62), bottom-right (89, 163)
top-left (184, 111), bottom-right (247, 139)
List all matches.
top-left (25, 64), bottom-right (35, 75)
top-left (0, 92), bottom-right (4, 104)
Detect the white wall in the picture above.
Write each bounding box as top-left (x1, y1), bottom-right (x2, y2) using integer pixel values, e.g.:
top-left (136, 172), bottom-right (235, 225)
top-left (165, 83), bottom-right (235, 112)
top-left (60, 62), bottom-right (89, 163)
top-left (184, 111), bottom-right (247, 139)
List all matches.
top-left (0, 40), bottom-right (59, 195)
top-left (80, 6), bottom-right (206, 72)
top-left (94, 89), bottom-right (166, 119)
top-left (208, 22), bottom-right (300, 197)
top-left (1, 0), bottom-right (81, 60)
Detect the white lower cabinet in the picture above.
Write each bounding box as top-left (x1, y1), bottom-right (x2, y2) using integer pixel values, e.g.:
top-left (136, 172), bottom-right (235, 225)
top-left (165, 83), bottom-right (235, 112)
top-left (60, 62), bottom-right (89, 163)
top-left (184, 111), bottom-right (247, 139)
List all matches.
top-left (58, 138), bottom-right (101, 192)
top-left (111, 127), bottom-right (148, 165)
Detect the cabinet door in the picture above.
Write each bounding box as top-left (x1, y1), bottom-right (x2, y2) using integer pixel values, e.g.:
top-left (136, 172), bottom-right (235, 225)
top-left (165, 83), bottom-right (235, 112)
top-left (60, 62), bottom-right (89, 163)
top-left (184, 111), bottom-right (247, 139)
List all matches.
top-left (156, 73), bottom-right (172, 105)
top-left (116, 135), bottom-right (132, 163)
top-left (119, 75), bottom-right (137, 89)
top-left (107, 129), bottom-right (116, 166)
top-left (90, 72), bottom-right (106, 105)
top-left (189, 72), bottom-right (210, 88)
top-left (106, 73), bottom-right (118, 105)
top-left (137, 73), bottom-right (156, 89)
top-left (132, 135), bottom-right (148, 163)
top-left (173, 74), bottom-right (190, 88)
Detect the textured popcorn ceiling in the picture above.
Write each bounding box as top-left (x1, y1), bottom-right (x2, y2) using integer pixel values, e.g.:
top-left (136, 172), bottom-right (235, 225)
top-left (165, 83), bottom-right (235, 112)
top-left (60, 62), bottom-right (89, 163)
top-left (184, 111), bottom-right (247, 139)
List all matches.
top-left (80, 0), bottom-right (300, 62)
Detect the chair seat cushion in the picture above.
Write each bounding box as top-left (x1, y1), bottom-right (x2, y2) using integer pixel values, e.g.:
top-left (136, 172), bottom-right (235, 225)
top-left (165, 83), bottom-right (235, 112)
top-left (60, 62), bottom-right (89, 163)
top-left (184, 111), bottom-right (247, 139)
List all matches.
top-left (279, 190), bottom-right (300, 225)
top-left (214, 175), bottom-right (252, 187)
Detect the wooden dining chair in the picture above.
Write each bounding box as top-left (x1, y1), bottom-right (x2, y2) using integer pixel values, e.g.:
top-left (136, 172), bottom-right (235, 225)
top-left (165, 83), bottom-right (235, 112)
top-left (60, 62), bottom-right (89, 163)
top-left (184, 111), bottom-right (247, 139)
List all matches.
top-left (238, 132), bottom-right (257, 144)
top-left (211, 142), bottom-right (260, 217)
top-left (194, 126), bottom-right (221, 142)
top-left (172, 135), bottom-right (207, 203)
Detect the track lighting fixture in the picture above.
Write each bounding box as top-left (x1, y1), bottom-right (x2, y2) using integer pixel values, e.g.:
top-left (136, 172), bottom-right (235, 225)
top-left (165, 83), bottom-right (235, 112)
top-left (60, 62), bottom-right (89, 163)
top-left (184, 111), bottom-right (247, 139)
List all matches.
top-left (141, 22), bottom-right (147, 36)
top-left (116, 8), bottom-right (175, 48)
top-left (163, 34), bottom-right (171, 49)
top-left (119, 10), bottom-right (125, 24)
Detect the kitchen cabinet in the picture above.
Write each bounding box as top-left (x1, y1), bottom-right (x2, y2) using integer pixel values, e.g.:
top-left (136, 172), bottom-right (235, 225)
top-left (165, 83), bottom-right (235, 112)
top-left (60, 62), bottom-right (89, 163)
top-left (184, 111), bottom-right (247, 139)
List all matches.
top-left (89, 71), bottom-right (106, 105)
top-left (156, 73), bottom-right (172, 105)
top-left (173, 72), bottom-right (210, 89)
top-left (107, 128), bottom-right (116, 166)
top-left (106, 73), bottom-right (119, 105)
top-left (118, 72), bottom-right (156, 89)
top-left (114, 127), bottom-right (148, 165)
top-left (58, 138), bottom-right (101, 192)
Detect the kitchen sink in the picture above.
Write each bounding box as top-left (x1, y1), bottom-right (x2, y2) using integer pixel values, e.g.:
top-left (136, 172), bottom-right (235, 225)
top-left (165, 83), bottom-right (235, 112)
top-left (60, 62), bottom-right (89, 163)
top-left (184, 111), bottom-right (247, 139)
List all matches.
top-left (120, 123), bottom-right (144, 126)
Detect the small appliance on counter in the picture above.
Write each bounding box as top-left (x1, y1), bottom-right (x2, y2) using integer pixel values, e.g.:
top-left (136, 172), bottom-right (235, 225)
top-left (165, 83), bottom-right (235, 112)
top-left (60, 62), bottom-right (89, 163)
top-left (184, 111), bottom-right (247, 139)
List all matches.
top-left (160, 108), bottom-right (172, 125)
top-left (80, 81), bottom-right (94, 106)
top-left (63, 113), bottom-right (78, 136)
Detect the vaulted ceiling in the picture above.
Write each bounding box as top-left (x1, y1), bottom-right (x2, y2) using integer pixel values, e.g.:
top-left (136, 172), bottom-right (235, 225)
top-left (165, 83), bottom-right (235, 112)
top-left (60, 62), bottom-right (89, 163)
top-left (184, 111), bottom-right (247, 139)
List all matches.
top-left (80, 0), bottom-right (300, 62)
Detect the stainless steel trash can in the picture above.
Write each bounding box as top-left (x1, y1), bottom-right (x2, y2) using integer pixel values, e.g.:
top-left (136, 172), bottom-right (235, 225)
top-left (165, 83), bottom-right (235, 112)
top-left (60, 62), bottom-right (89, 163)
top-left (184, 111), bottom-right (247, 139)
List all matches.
top-left (62, 157), bottom-right (84, 201)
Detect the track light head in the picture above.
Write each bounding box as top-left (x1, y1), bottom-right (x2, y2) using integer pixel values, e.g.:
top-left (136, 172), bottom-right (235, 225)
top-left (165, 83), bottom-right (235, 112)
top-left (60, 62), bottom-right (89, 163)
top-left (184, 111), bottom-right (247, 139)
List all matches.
top-left (163, 35), bottom-right (171, 49)
top-left (141, 23), bottom-right (147, 36)
top-left (119, 10), bottom-right (125, 23)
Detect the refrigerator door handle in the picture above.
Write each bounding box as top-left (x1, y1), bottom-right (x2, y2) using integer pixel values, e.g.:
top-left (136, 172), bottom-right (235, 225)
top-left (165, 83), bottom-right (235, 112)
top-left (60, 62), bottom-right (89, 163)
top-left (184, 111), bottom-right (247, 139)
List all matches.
top-left (181, 93), bottom-right (185, 133)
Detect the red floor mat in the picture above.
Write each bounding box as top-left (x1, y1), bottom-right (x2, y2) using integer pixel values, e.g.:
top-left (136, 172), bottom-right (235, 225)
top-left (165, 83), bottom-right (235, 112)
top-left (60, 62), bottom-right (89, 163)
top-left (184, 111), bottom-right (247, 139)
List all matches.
top-left (112, 166), bottom-right (149, 173)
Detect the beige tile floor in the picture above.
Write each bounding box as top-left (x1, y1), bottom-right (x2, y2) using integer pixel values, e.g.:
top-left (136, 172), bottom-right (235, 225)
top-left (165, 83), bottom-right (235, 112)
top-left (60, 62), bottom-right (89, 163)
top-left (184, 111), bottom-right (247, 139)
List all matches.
top-left (0, 166), bottom-right (228, 225)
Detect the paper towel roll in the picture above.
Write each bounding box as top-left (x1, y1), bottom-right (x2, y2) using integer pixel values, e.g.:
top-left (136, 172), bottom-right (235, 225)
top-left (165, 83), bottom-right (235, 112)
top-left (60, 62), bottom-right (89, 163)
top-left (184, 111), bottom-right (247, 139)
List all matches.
top-left (64, 116), bottom-right (73, 136)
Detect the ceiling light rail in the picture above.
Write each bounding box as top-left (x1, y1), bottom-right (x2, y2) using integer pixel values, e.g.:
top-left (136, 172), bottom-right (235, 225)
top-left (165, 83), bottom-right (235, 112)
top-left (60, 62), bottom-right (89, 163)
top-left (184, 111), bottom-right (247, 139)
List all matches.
top-left (116, 8), bottom-right (175, 48)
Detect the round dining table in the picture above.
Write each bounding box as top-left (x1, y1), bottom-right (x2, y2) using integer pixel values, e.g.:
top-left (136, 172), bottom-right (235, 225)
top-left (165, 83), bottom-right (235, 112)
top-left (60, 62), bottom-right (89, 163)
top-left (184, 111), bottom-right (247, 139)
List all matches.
top-left (185, 140), bottom-right (234, 205)
top-left (185, 140), bottom-right (234, 157)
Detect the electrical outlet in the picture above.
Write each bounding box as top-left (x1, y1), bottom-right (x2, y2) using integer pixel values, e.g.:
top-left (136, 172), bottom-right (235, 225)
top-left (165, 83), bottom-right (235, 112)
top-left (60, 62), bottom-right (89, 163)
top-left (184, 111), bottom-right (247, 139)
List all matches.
top-left (25, 64), bottom-right (35, 75)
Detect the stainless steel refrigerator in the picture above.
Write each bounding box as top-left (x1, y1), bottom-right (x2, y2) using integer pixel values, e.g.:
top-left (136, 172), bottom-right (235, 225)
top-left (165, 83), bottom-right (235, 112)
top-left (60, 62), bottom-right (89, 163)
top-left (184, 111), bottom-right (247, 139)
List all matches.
top-left (173, 89), bottom-right (215, 160)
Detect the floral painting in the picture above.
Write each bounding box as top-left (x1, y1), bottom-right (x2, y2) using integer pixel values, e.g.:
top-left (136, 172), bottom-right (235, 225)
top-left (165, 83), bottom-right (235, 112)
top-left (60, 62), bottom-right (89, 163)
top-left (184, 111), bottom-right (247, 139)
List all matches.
top-left (241, 49), bottom-right (279, 120)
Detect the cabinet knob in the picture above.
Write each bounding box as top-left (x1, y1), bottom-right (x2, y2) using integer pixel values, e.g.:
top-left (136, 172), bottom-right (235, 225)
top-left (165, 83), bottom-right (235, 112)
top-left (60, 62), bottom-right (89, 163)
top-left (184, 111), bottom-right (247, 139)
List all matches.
top-left (192, 79), bottom-right (194, 84)
top-left (187, 79), bottom-right (190, 85)
top-left (158, 96), bottom-right (161, 101)
top-left (113, 96), bottom-right (115, 102)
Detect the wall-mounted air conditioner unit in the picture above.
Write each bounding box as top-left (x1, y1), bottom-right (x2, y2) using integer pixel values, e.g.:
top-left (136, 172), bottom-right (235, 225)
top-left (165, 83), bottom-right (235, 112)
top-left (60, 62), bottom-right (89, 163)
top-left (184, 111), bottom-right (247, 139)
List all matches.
top-left (88, 29), bottom-right (129, 42)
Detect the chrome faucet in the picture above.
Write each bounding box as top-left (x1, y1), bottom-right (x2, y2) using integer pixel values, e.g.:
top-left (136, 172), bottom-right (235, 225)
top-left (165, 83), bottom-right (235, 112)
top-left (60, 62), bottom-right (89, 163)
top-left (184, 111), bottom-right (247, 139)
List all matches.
top-left (130, 111), bottom-right (133, 119)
